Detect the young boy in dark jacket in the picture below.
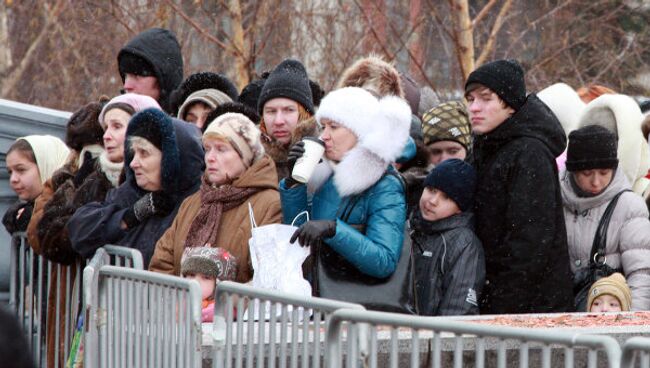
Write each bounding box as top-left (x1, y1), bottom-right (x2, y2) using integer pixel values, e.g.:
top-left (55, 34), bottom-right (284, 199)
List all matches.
top-left (412, 159), bottom-right (485, 316)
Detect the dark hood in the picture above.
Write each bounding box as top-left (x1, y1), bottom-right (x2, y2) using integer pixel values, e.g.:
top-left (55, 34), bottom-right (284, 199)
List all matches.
top-left (473, 94), bottom-right (567, 160)
top-left (118, 28), bottom-right (184, 113)
top-left (124, 114), bottom-right (204, 198)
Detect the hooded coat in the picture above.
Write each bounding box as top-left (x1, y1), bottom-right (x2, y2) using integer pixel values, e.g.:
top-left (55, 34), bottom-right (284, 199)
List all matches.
top-left (118, 28), bottom-right (183, 113)
top-left (411, 211), bottom-right (485, 316)
top-left (148, 155), bottom-right (282, 282)
top-left (472, 94), bottom-right (574, 314)
top-left (561, 167), bottom-right (650, 310)
top-left (577, 94), bottom-right (650, 198)
top-left (67, 119), bottom-right (204, 267)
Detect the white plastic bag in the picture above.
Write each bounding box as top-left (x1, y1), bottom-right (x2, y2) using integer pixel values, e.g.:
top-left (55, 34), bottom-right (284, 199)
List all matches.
top-left (246, 204), bottom-right (311, 320)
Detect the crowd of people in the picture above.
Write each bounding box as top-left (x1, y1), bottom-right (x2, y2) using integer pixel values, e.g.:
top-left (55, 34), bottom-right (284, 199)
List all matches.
top-left (5, 28), bottom-right (650, 341)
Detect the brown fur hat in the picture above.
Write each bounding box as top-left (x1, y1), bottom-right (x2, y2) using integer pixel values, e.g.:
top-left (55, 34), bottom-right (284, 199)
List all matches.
top-left (65, 98), bottom-right (108, 151)
top-left (336, 55), bottom-right (404, 98)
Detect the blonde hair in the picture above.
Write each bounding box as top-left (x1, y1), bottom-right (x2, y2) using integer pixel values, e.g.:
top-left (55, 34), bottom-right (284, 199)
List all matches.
top-left (260, 103), bottom-right (313, 137)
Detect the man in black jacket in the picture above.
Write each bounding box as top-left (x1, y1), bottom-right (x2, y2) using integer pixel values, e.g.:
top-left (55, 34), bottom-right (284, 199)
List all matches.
top-left (117, 28), bottom-right (184, 114)
top-left (465, 59), bottom-right (574, 314)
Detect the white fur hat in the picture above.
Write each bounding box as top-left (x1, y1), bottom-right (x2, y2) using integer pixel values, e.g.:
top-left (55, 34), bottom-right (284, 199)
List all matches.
top-left (313, 87), bottom-right (411, 196)
top-left (538, 83), bottom-right (586, 136)
top-left (315, 87), bottom-right (411, 163)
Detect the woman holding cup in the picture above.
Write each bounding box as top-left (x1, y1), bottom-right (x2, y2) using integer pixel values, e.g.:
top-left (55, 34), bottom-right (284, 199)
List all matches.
top-left (280, 87), bottom-right (412, 282)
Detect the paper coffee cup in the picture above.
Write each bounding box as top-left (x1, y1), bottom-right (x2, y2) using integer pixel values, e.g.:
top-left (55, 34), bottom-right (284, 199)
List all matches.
top-left (292, 137), bottom-right (325, 183)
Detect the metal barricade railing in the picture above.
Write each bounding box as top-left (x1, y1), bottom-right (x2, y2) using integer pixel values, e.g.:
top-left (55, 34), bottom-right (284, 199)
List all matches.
top-left (102, 244), bottom-right (144, 269)
top-left (212, 281), bottom-right (365, 368)
top-left (8, 232), bottom-right (144, 368)
top-left (84, 265), bottom-right (203, 368)
top-left (326, 309), bottom-right (623, 368)
top-left (622, 337), bottom-right (650, 368)
top-left (9, 232), bottom-right (84, 368)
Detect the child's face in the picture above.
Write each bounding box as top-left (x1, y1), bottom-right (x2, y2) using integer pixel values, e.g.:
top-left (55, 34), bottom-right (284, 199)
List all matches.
top-left (7, 150), bottom-right (43, 201)
top-left (184, 273), bottom-right (216, 300)
top-left (590, 294), bottom-right (622, 313)
top-left (419, 187), bottom-right (461, 222)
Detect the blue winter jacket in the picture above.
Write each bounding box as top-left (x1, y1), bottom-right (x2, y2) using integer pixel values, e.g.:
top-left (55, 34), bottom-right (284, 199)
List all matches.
top-left (280, 167), bottom-right (406, 278)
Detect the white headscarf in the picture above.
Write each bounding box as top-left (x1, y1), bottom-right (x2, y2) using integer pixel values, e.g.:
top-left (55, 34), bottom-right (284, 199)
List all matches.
top-left (19, 135), bottom-right (70, 184)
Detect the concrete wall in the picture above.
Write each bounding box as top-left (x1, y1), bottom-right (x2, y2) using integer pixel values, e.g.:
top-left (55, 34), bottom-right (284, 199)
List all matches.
top-left (0, 98), bottom-right (69, 300)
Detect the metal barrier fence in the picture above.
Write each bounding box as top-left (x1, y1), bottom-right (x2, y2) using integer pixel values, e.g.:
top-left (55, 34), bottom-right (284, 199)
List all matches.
top-left (326, 309), bottom-right (623, 368)
top-left (8, 232), bottom-right (143, 368)
top-left (622, 337), bottom-right (650, 368)
top-left (83, 265), bottom-right (203, 368)
top-left (212, 281), bottom-right (365, 368)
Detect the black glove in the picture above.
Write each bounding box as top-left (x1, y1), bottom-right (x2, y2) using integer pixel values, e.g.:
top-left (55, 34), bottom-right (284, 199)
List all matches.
top-left (286, 141), bottom-right (306, 173)
top-left (73, 152), bottom-right (95, 187)
top-left (290, 220), bottom-right (336, 248)
top-left (122, 192), bottom-right (175, 229)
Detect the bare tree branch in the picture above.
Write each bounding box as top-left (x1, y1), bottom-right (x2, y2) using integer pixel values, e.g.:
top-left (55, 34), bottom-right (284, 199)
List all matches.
top-left (471, 0), bottom-right (498, 29)
top-left (1, 0), bottom-right (66, 98)
top-left (475, 0), bottom-right (513, 66)
top-left (163, 0), bottom-right (231, 52)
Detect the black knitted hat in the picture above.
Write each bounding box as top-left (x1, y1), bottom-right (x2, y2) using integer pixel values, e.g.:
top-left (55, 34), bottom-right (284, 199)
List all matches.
top-left (423, 158), bottom-right (476, 212)
top-left (566, 125), bottom-right (618, 171)
top-left (465, 59), bottom-right (526, 111)
top-left (257, 59), bottom-right (314, 115)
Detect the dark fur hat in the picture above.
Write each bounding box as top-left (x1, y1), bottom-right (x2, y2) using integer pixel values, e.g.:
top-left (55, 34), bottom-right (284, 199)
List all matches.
top-left (336, 55), bottom-right (404, 98)
top-left (125, 108), bottom-right (180, 193)
top-left (309, 79), bottom-right (325, 107)
top-left (204, 102), bottom-right (260, 133)
top-left (169, 72), bottom-right (239, 116)
top-left (65, 98), bottom-right (108, 151)
top-left (238, 72), bottom-right (269, 112)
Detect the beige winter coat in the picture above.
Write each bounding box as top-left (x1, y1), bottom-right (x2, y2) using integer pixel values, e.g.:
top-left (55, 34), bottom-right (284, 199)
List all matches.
top-left (148, 155), bottom-right (282, 282)
top-left (561, 167), bottom-right (650, 310)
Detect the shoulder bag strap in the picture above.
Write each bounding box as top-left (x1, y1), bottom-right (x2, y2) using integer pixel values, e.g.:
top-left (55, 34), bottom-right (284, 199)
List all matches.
top-left (590, 189), bottom-right (631, 265)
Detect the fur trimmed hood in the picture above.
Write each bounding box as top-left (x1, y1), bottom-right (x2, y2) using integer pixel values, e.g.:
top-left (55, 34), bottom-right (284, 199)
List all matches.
top-left (125, 109), bottom-right (204, 196)
top-left (170, 72), bottom-right (239, 116)
top-left (263, 116), bottom-right (320, 164)
top-left (538, 83), bottom-right (585, 136)
top-left (336, 55), bottom-right (404, 98)
top-left (311, 87), bottom-right (411, 197)
top-left (577, 94), bottom-right (650, 196)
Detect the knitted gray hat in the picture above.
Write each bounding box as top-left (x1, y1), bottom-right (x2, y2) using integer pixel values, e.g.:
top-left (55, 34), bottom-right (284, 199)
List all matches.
top-left (180, 246), bottom-right (238, 281)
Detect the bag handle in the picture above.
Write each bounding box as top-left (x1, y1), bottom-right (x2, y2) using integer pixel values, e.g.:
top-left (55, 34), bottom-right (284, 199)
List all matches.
top-left (590, 190), bottom-right (630, 265)
top-left (248, 202), bottom-right (257, 229)
top-left (291, 211), bottom-right (310, 227)
top-left (250, 202), bottom-right (310, 228)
